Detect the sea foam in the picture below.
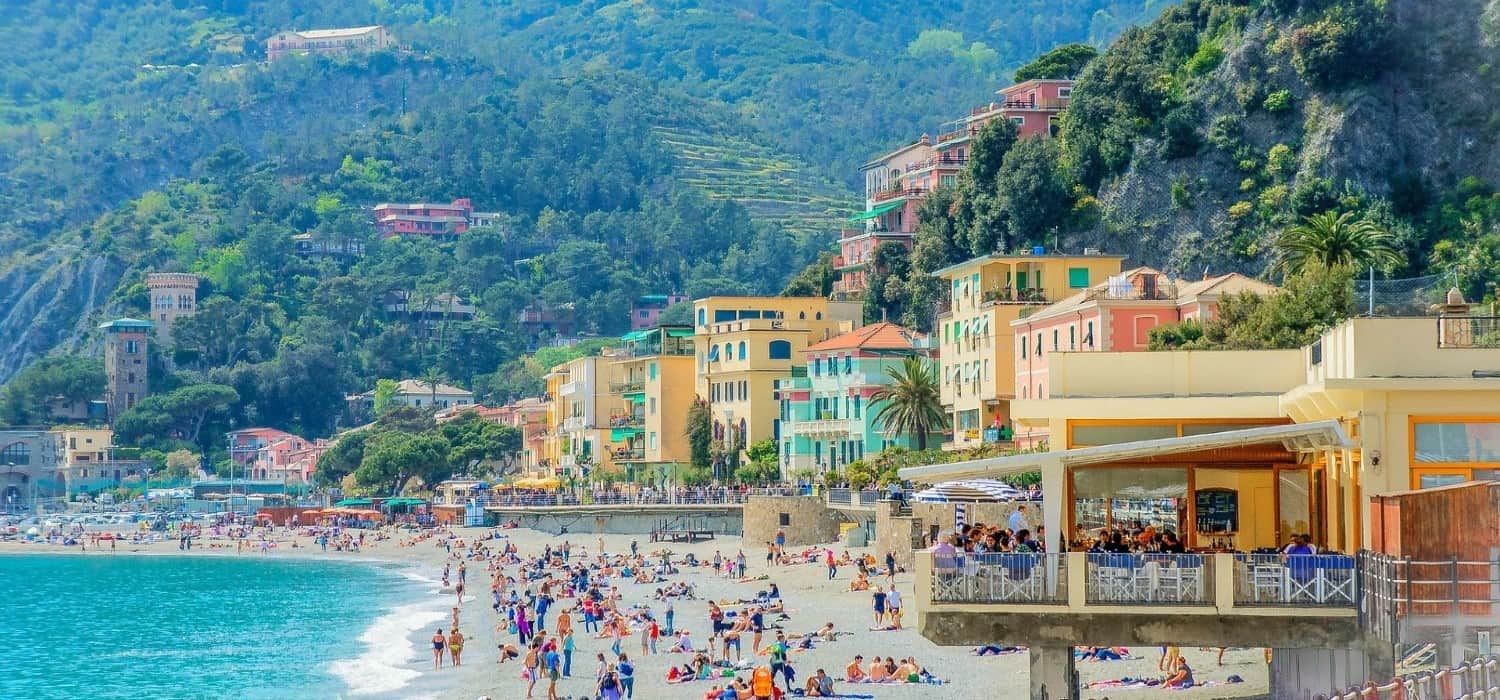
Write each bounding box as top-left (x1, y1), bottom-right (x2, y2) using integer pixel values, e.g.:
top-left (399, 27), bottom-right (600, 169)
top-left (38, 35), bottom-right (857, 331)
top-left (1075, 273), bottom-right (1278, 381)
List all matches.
top-left (328, 600), bottom-right (446, 696)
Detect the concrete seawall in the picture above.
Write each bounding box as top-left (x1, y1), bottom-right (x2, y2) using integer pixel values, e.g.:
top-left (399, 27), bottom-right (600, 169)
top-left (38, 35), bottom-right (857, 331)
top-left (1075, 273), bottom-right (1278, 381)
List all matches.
top-left (483, 504), bottom-right (743, 536)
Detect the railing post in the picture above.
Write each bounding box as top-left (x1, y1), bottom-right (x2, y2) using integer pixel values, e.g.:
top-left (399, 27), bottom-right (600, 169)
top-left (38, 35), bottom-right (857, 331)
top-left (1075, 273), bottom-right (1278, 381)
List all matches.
top-left (1452, 556), bottom-right (1462, 619)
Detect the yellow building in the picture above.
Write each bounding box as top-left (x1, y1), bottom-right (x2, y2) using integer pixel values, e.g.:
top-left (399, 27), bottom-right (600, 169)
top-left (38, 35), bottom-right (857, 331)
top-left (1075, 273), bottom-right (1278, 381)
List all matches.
top-left (692, 296), bottom-right (863, 465)
top-left (541, 354), bottom-right (622, 481)
top-left (908, 307), bottom-right (1500, 554)
top-left (931, 250), bottom-right (1124, 448)
top-left (609, 326), bottom-right (697, 479)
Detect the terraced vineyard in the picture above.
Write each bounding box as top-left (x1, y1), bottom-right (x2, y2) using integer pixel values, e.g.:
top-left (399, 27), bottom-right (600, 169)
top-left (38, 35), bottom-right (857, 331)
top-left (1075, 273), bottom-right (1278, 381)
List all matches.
top-left (655, 126), bottom-right (858, 240)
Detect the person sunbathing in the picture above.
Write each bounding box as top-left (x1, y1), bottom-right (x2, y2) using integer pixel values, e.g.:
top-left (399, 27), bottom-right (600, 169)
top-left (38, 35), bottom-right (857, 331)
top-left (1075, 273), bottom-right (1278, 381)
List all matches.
top-left (868, 657), bottom-right (890, 682)
top-left (846, 655), bottom-right (866, 682)
top-left (849, 572), bottom-right (870, 591)
top-left (895, 657), bottom-right (922, 682)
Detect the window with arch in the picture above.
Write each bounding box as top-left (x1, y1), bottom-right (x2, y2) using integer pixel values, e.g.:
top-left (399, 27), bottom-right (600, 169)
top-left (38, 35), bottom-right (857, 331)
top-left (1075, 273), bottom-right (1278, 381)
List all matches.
top-left (798, 311), bottom-right (805, 320)
top-left (737, 341), bottom-right (747, 360)
top-left (723, 343), bottom-right (733, 360)
top-left (1, 442), bottom-right (30, 465)
top-left (697, 308), bottom-right (706, 327)
top-left (768, 340), bottom-right (791, 360)
top-left (815, 312), bottom-right (822, 320)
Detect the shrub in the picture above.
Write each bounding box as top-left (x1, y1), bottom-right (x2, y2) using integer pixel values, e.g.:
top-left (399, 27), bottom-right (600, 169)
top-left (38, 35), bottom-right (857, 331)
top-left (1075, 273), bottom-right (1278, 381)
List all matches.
top-left (1228, 201), bottom-right (1254, 219)
top-left (1259, 183), bottom-right (1290, 210)
top-left (1263, 89), bottom-right (1293, 112)
top-left (1266, 143), bottom-right (1297, 178)
top-left (1171, 180), bottom-right (1193, 210)
top-left (1185, 42), bottom-right (1225, 75)
top-left (1289, 2), bottom-right (1387, 88)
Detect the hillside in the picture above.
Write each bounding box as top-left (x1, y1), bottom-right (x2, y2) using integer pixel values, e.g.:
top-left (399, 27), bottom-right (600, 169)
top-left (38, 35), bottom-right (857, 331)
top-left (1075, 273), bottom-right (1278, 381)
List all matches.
top-left (1068, 0), bottom-right (1500, 279)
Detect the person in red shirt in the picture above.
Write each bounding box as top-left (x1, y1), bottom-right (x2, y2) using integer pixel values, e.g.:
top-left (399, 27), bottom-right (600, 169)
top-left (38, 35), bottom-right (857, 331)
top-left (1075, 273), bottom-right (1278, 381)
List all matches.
top-left (825, 550), bottom-right (837, 580)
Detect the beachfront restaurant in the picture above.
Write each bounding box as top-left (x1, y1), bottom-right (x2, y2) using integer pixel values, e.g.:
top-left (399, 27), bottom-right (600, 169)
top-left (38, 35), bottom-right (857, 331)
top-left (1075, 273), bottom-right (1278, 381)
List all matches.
top-left (900, 315), bottom-right (1500, 698)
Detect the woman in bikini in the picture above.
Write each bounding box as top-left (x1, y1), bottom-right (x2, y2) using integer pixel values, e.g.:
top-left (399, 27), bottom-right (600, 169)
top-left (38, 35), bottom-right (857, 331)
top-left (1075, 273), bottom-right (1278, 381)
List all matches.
top-left (431, 629), bottom-right (447, 669)
top-left (448, 628), bottom-right (465, 666)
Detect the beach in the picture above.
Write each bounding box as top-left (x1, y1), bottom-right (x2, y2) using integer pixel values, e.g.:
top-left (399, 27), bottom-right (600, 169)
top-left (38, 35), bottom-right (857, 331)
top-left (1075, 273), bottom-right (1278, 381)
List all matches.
top-left (1, 527), bottom-right (1270, 699)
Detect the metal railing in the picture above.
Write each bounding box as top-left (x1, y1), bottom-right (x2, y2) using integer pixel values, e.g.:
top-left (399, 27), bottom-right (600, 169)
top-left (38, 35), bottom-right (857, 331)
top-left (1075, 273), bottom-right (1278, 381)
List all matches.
top-left (474, 490), bottom-right (761, 507)
top-left (610, 447), bottom-right (645, 461)
top-left (609, 380), bottom-right (646, 393)
top-left (871, 186), bottom-right (926, 203)
top-left (1436, 316), bottom-right (1500, 348)
top-left (1085, 553), bottom-right (1215, 606)
top-left (1359, 552), bottom-right (1500, 645)
top-left (932, 552), bottom-right (1068, 604)
top-left (1317, 655), bottom-right (1500, 700)
top-left (1235, 553), bottom-right (1359, 607)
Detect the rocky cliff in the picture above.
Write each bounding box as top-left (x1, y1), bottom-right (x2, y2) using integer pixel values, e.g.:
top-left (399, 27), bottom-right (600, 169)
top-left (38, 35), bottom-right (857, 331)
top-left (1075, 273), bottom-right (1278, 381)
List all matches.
top-left (1077, 0), bottom-right (1500, 274)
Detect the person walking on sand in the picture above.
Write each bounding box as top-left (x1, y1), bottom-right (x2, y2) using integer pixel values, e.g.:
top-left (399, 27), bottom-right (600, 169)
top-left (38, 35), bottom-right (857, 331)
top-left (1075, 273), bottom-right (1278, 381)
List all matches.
top-left (448, 628), bottom-right (465, 666)
top-left (826, 549), bottom-right (837, 580)
top-left (885, 586), bottom-right (902, 629)
top-left (431, 629), bottom-right (446, 669)
top-left (618, 653), bottom-right (636, 699)
top-left (522, 644), bottom-right (540, 699)
top-left (872, 586), bottom-right (887, 627)
top-left (544, 643), bottom-right (561, 700)
top-left (562, 629), bottom-right (575, 677)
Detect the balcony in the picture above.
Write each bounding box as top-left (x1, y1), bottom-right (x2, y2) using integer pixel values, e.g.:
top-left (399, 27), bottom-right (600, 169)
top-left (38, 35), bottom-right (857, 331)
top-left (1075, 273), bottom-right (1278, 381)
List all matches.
top-left (919, 551), bottom-right (1362, 649)
top-left (791, 418), bottom-right (855, 436)
top-left (611, 446), bottom-right (646, 462)
top-left (904, 154), bottom-right (969, 173)
top-left (561, 416), bottom-right (589, 432)
top-left (610, 380), bottom-right (645, 394)
top-left (609, 414), bottom-right (645, 430)
top-left (870, 186), bottom-right (926, 203)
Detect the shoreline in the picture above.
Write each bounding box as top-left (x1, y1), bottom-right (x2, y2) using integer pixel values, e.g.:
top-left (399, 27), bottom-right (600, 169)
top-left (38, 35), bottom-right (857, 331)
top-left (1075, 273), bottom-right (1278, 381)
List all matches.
top-left (4, 530), bottom-right (1273, 699)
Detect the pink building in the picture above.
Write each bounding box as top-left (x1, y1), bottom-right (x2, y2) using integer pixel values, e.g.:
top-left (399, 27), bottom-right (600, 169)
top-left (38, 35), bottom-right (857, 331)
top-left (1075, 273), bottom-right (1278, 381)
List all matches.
top-left (833, 228), bottom-right (918, 297)
top-left (630, 294), bottom-right (688, 330)
top-left (373, 199), bottom-right (492, 239)
top-left (1011, 269), bottom-right (1277, 404)
top-left (226, 428), bottom-right (325, 482)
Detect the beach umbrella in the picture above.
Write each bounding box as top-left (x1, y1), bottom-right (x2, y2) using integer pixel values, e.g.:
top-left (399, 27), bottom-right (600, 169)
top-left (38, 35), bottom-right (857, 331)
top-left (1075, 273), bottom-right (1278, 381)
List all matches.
top-left (912, 479), bottom-right (1024, 503)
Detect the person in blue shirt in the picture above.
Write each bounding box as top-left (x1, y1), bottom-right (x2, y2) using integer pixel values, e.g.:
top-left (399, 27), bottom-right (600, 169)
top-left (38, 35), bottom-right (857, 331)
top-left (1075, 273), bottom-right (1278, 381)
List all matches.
top-left (1008, 505), bottom-right (1028, 535)
top-left (617, 653), bottom-right (636, 698)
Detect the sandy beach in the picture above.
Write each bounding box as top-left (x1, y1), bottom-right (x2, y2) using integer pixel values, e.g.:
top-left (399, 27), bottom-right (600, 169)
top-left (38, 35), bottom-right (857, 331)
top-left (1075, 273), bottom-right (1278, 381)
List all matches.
top-left (1, 527), bottom-right (1270, 699)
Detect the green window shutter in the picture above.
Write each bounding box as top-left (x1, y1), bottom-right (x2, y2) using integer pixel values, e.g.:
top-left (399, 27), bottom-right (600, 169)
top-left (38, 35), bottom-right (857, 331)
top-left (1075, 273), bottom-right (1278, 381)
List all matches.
top-left (1068, 267), bottom-right (1090, 288)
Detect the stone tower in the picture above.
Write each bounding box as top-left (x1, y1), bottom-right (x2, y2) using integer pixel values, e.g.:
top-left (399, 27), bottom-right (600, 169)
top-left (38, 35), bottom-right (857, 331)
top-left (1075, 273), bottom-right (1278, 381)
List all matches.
top-left (100, 318), bottom-right (152, 421)
top-left (145, 272), bottom-right (199, 347)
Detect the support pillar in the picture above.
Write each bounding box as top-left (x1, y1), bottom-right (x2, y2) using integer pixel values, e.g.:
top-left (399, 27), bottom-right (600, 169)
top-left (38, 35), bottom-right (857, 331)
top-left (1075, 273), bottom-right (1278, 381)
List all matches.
top-left (1029, 645), bottom-right (1078, 700)
top-left (1269, 640), bottom-right (1393, 700)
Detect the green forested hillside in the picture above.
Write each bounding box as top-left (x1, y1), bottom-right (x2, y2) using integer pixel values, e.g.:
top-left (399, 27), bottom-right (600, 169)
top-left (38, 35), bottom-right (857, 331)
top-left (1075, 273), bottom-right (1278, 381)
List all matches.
top-left (0, 0), bottom-right (1173, 462)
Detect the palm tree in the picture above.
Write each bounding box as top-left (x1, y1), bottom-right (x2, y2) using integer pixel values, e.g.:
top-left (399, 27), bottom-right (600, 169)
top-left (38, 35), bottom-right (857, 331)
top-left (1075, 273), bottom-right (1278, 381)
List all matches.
top-left (869, 356), bottom-right (948, 451)
top-left (1274, 211), bottom-right (1402, 275)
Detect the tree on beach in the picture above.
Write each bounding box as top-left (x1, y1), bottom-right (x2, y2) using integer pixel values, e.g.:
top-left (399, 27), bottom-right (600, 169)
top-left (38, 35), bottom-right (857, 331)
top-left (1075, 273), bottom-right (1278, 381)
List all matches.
top-left (354, 430), bottom-right (451, 495)
top-left (439, 410), bottom-right (523, 477)
top-left (868, 356), bottom-right (947, 451)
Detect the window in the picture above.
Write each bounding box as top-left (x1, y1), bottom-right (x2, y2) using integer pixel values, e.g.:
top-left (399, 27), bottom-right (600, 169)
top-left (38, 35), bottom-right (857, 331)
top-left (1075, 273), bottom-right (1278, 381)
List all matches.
top-left (649, 398), bottom-right (657, 415)
top-left (124, 340), bottom-right (139, 354)
top-left (853, 396), bottom-right (861, 419)
top-left (1052, 329), bottom-right (1059, 351)
top-left (843, 355), bottom-right (852, 374)
top-left (1021, 340), bottom-right (1027, 359)
top-left (1067, 267), bottom-right (1090, 288)
top-left (697, 309), bottom-right (706, 327)
top-left (1058, 86), bottom-right (1072, 98)
top-left (723, 343), bottom-right (733, 360)
top-left (739, 381), bottom-right (747, 400)
top-left (813, 358), bottom-right (822, 376)
top-left (649, 362), bottom-right (657, 380)
top-left (649, 433), bottom-right (658, 450)
top-left (815, 312), bottom-right (822, 320)
top-left (983, 359), bottom-right (989, 380)
top-left (1036, 334), bottom-right (1043, 356)
top-left (768, 340), bottom-right (791, 360)
top-left (778, 513), bottom-right (791, 527)
top-left (1010, 116), bottom-right (1025, 125)
top-left (738, 341), bottom-right (747, 360)
top-left (1086, 321), bottom-right (1095, 349)
top-left (1413, 420), bottom-right (1500, 463)
top-left (0, 442), bottom-right (30, 465)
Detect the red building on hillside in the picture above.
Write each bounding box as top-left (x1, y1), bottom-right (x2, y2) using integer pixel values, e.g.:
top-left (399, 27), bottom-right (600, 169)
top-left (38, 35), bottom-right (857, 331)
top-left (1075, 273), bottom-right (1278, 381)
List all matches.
top-left (373, 199), bottom-right (495, 240)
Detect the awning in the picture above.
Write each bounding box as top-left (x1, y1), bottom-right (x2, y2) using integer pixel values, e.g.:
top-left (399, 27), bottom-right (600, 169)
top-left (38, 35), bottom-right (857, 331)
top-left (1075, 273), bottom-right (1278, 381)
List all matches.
top-left (665, 328), bottom-right (696, 338)
top-left (846, 201), bottom-right (903, 223)
top-left (912, 479), bottom-right (1024, 503)
top-left (333, 498), bottom-right (373, 507)
top-left (899, 420), bottom-right (1352, 483)
top-left (620, 329), bottom-right (653, 342)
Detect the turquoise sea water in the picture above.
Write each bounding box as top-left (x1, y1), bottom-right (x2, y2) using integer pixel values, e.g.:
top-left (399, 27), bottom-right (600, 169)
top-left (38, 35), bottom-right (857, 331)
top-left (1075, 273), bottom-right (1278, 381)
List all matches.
top-left (0, 554), bottom-right (441, 700)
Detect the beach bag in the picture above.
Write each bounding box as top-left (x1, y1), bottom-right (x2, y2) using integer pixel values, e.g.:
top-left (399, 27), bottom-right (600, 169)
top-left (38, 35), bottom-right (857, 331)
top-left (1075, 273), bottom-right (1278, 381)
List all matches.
top-left (752, 666), bottom-right (774, 696)
top-left (509, 621), bottom-right (517, 634)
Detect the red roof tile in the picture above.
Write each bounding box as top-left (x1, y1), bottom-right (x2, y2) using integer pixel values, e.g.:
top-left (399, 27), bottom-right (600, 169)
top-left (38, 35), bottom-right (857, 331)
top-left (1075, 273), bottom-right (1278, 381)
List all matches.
top-left (805, 322), bottom-right (924, 352)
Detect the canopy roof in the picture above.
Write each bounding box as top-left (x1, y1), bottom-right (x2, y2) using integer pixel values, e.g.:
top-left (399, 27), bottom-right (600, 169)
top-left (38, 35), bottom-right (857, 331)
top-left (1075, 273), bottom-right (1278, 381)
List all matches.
top-left (332, 498), bottom-right (373, 506)
top-left (846, 201), bottom-right (903, 223)
top-left (899, 420), bottom-right (1352, 483)
top-left (912, 479), bottom-right (1024, 503)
